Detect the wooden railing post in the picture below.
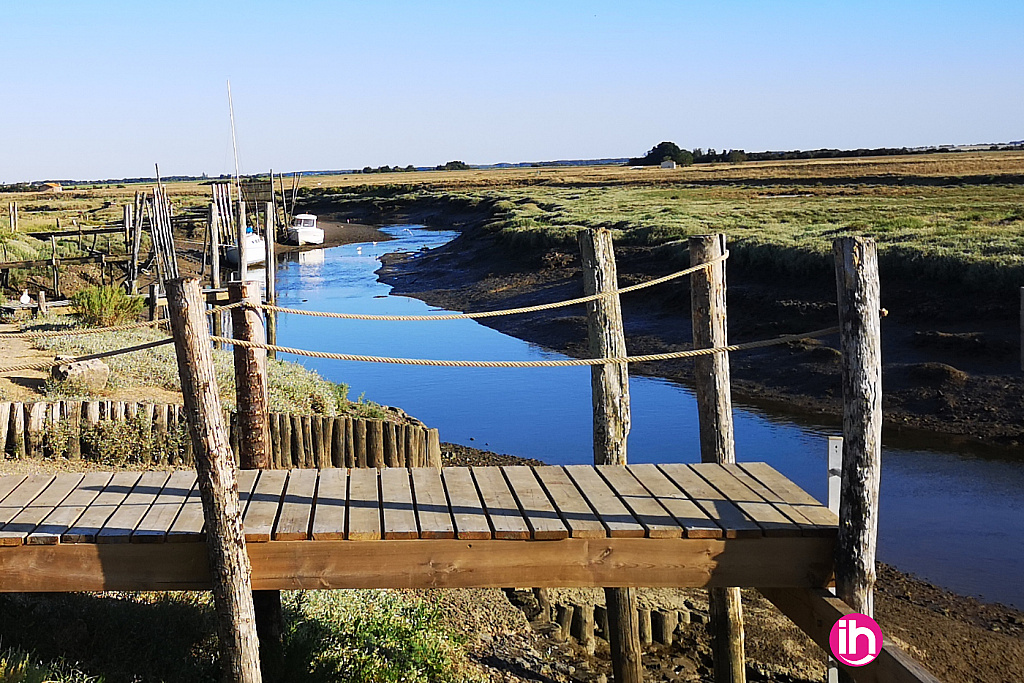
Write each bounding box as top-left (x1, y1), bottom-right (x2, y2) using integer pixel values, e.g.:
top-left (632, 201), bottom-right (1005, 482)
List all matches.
top-left (165, 277), bottom-right (262, 683)
top-left (578, 228), bottom-right (642, 683)
top-left (833, 237), bottom-right (883, 619)
top-left (230, 280), bottom-right (283, 680)
top-left (690, 234), bottom-right (745, 683)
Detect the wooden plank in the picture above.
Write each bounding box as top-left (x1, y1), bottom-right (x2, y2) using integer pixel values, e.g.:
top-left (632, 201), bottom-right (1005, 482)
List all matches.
top-left (28, 472), bottom-right (112, 544)
top-left (0, 536), bottom-right (836, 592)
top-left (0, 475), bottom-right (28, 505)
top-left (596, 465), bottom-right (682, 538)
top-left (410, 468), bottom-right (454, 539)
top-left (97, 471), bottom-right (171, 543)
top-left (273, 469), bottom-right (318, 541)
top-left (691, 463), bottom-right (801, 537)
top-left (761, 588), bottom-right (941, 683)
top-left (533, 466), bottom-right (606, 539)
top-left (380, 468), bottom-right (418, 539)
top-left (131, 471), bottom-right (197, 543)
top-left (657, 464), bottom-right (762, 539)
top-left (441, 467), bottom-right (491, 540)
top-left (0, 474), bottom-right (84, 545)
top-left (64, 472), bottom-right (141, 543)
top-left (166, 474), bottom-right (206, 542)
top-left (626, 464), bottom-right (722, 539)
top-left (241, 469), bottom-right (288, 543)
top-left (0, 474), bottom-right (55, 513)
top-left (347, 467), bottom-right (381, 541)
top-left (564, 465), bottom-right (644, 538)
top-left (721, 463), bottom-right (834, 535)
top-left (311, 468), bottom-right (347, 540)
top-left (738, 462), bottom-right (839, 529)
top-left (471, 466), bottom-right (530, 540)
top-left (501, 466), bottom-right (568, 540)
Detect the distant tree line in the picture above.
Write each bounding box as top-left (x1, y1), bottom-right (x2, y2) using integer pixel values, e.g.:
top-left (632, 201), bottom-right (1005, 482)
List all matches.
top-left (358, 165), bottom-right (418, 174)
top-left (628, 140), bottom-right (1024, 168)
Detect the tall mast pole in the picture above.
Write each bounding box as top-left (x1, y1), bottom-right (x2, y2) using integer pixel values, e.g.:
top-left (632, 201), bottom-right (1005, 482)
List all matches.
top-left (227, 79), bottom-right (242, 197)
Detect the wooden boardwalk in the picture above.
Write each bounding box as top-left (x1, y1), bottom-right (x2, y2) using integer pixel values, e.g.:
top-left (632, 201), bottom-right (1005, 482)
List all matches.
top-left (0, 464), bottom-right (837, 592)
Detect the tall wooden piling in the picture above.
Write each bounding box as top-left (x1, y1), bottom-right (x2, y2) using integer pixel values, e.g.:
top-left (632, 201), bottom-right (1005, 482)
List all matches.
top-left (237, 199), bottom-right (248, 283)
top-left (264, 201), bottom-right (277, 360)
top-left (690, 234), bottom-right (745, 683)
top-left (164, 277), bottom-right (262, 683)
top-left (833, 237), bottom-right (883, 618)
top-left (210, 202), bottom-right (221, 289)
top-left (578, 228), bottom-right (642, 683)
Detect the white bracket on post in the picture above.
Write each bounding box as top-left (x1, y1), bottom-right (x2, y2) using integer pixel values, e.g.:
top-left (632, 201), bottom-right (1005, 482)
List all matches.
top-left (827, 434), bottom-right (843, 683)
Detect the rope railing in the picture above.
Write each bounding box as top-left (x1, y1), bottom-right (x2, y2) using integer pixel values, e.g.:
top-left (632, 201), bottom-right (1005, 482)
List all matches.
top-left (210, 326), bottom-right (840, 369)
top-left (258, 252), bottom-right (730, 322)
top-left (0, 300), bottom-right (245, 340)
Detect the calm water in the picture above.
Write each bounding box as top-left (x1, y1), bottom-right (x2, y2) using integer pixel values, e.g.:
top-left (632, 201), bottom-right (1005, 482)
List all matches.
top-left (269, 226), bottom-right (1024, 608)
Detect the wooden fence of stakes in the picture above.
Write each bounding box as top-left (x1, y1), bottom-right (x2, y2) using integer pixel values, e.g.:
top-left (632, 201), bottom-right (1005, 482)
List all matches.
top-left (165, 277), bottom-right (262, 683)
top-left (578, 228), bottom-right (643, 683)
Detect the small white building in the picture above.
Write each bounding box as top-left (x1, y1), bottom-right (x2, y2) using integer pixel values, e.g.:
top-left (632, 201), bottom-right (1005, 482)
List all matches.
top-left (660, 160), bottom-right (676, 169)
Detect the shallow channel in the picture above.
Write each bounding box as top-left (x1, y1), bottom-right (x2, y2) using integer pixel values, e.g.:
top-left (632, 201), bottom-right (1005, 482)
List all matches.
top-left (269, 225), bottom-right (1024, 608)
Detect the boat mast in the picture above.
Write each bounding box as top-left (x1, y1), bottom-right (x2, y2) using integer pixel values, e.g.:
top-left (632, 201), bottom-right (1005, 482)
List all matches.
top-left (227, 79), bottom-right (242, 197)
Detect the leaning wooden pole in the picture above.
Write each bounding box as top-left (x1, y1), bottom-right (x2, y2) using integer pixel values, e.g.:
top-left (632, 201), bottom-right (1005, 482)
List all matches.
top-left (230, 282), bottom-right (282, 680)
top-left (578, 228), bottom-right (642, 683)
top-left (165, 277), bottom-right (262, 683)
top-left (690, 234), bottom-right (745, 683)
top-left (833, 237), bottom-right (883, 618)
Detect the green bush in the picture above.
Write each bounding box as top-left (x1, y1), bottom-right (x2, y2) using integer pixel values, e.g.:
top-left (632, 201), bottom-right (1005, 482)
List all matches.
top-left (0, 646), bottom-right (98, 683)
top-left (71, 286), bottom-right (144, 327)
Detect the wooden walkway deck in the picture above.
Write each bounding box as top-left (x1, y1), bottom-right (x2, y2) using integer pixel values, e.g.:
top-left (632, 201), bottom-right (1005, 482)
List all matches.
top-left (0, 463), bottom-right (837, 592)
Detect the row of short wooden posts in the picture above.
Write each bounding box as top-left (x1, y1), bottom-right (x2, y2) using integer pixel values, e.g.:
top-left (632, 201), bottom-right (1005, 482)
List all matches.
top-left (547, 599), bottom-right (700, 652)
top-left (0, 399), bottom-right (440, 468)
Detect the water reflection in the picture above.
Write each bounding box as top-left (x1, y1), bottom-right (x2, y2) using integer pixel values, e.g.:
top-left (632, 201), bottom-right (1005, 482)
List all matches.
top-left (269, 225), bottom-right (1024, 608)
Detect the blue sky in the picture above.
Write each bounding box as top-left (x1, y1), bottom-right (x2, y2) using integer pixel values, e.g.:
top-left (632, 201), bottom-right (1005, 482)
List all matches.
top-left (1, 1), bottom-right (1021, 181)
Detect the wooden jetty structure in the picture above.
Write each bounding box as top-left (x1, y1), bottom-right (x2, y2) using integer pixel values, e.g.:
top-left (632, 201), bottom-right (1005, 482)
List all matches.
top-left (0, 234), bottom-right (940, 683)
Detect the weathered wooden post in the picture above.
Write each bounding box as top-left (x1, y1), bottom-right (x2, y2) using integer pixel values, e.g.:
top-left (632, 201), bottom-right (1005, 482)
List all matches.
top-left (236, 199), bottom-right (248, 283)
top-left (164, 277), bottom-right (262, 683)
top-left (148, 283), bottom-right (159, 321)
top-left (690, 234), bottom-right (745, 683)
top-left (264, 201), bottom-right (277, 360)
top-left (229, 281), bottom-right (282, 679)
top-left (211, 202), bottom-right (222, 289)
top-left (833, 237), bottom-right (883, 618)
top-left (36, 291), bottom-right (47, 317)
top-left (50, 236), bottom-right (61, 298)
top-left (578, 228), bottom-right (642, 683)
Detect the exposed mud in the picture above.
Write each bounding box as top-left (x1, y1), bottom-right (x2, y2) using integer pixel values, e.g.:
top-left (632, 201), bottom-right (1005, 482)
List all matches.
top-left (368, 204), bottom-right (1023, 457)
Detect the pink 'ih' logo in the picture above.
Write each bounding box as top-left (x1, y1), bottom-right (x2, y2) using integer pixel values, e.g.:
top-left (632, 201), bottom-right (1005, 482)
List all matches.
top-left (829, 613), bottom-right (883, 667)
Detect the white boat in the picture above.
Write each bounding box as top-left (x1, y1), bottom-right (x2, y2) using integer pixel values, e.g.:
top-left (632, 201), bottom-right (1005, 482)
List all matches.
top-left (225, 232), bottom-right (266, 266)
top-left (287, 214), bottom-right (324, 245)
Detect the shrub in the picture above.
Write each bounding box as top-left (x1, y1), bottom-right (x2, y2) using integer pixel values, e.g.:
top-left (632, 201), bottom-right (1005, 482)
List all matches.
top-left (71, 286), bottom-right (144, 327)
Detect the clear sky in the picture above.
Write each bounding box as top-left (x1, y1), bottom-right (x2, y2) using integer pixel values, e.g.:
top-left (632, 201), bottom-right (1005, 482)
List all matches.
top-left (1, 1), bottom-right (1021, 182)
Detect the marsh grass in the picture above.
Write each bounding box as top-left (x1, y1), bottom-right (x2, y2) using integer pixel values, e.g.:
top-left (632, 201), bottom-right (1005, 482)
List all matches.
top-left (71, 286), bottom-right (144, 327)
top-left (0, 590), bottom-right (478, 683)
top-left (28, 319), bottom-right (351, 416)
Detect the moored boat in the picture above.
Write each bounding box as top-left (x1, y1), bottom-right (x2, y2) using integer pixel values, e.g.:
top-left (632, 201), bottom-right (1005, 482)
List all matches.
top-left (224, 231), bottom-right (266, 266)
top-left (287, 214), bottom-right (324, 245)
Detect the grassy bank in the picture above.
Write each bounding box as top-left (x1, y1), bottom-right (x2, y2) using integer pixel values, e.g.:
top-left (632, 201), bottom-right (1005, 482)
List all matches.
top-left (301, 152), bottom-right (1024, 295)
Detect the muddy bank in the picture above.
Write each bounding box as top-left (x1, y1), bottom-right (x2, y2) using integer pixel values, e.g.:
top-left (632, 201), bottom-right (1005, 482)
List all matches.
top-left (444, 443), bottom-right (1024, 683)
top-left (371, 210), bottom-right (1024, 455)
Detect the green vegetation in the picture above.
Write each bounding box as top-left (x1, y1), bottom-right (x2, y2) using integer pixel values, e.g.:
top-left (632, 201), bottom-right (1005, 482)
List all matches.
top-left (629, 141), bottom-right (693, 166)
top-left (0, 590), bottom-right (479, 683)
top-left (0, 646), bottom-right (97, 683)
top-left (71, 286), bottom-right (145, 327)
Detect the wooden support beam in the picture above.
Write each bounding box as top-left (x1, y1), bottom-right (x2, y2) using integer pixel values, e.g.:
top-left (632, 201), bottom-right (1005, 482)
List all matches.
top-left (760, 588), bottom-right (941, 683)
top-left (578, 228), bottom-right (641, 683)
top-left (690, 234), bottom-right (745, 683)
top-left (165, 277), bottom-right (262, 683)
top-left (0, 536), bottom-right (836, 592)
top-left (833, 237), bottom-right (883, 618)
